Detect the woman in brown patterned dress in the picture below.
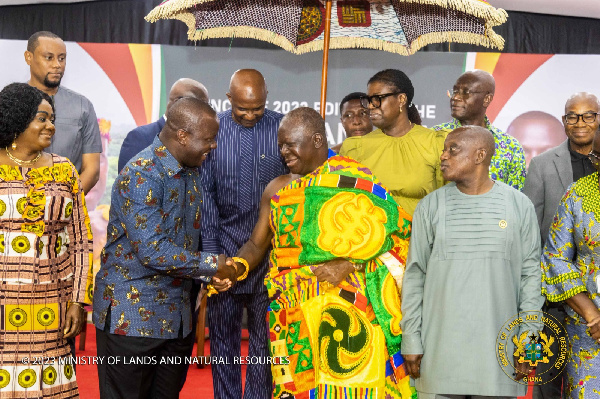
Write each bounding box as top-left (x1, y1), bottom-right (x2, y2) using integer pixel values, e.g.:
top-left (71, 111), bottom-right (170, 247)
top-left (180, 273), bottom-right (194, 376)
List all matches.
top-left (0, 83), bottom-right (93, 398)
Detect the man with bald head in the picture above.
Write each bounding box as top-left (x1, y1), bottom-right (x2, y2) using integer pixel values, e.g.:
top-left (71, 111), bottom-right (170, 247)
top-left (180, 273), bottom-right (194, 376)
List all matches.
top-left (524, 92), bottom-right (600, 245)
top-left (523, 92), bottom-right (599, 399)
top-left (216, 107), bottom-right (414, 398)
top-left (94, 98), bottom-right (238, 399)
top-left (433, 70), bottom-right (527, 191)
top-left (402, 126), bottom-right (543, 398)
top-left (201, 69), bottom-right (287, 398)
top-left (118, 78), bottom-right (209, 172)
top-left (506, 111), bottom-right (565, 167)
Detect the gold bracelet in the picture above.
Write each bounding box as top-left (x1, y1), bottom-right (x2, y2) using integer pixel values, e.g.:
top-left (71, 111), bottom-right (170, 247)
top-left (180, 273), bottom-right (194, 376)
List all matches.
top-left (232, 257), bottom-right (249, 281)
top-left (70, 302), bottom-right (86, 311)
top-left (206, 284), bottom-right (219, 297)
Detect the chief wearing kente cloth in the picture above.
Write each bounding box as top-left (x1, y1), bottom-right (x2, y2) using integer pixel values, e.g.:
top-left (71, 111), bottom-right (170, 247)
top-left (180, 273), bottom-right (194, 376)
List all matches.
top-left (213, 107), bottom-right (415, 399)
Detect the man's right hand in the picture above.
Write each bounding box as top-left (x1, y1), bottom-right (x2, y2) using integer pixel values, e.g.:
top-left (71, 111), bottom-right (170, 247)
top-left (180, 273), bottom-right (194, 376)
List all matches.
top-left (587, 316), bottom-right (600, 340)
top-left (213, 255), bottom-right (237, 291)
top-left (404, 354), bottom-right (423, 379)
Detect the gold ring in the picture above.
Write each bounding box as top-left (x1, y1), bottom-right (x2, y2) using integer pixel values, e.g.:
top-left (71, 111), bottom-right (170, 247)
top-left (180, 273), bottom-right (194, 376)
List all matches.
top-left (206, 284), bottom-right (219, 297)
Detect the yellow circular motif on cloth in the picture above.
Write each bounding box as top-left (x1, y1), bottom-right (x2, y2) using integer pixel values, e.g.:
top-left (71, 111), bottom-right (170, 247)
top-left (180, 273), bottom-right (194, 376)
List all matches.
top-left (65, 202), bottom-right (73, 219)
top-left (38, 239), bottom-right (44, 255)
top-left (317, 192), bottom-right (387, 259)
top-left (18, 368), bottom-right (36, 388)
top-left (11, 235), bottom-right (31, 253)
top-left (319, 305), bottom-right (371, 378)
top-left (0, 369), bottom-right (10, 388)
top-left (8, 307), bottom-right (27, 327)
top-left (42, 366), bottom-right (57, 385)
top-left (87, 283), bottom-right (94, 303)
top-left (16, 197), bottom-right (27, 215)
top-left (333, 329), bottom-right (344, 342)
top-left (37, 307), bottom-right (56, 327)
top-left (55, 236), bottom-right (62, 254)
top-left (64, 364), bottom-right (73, 380)
top-left (0, 234), bottom-right (4, 254)
top-left (0, 199), bottom-right (6, 217)
top-left (25, 207), bottom-right (41, 219)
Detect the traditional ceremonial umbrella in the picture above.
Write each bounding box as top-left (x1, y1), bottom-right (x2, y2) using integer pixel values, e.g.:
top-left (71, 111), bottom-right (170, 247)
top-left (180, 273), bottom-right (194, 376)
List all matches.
top-left (146, 0), bottom-right (507, 117)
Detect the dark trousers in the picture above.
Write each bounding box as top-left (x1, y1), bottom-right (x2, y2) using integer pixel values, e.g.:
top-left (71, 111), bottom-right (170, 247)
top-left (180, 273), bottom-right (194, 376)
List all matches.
top-left (179, 281), bottom-right (202, 389)
top-left (96, 315), bottom-right (195, 399)
top-left (208, 290), bottom-right (272, 399)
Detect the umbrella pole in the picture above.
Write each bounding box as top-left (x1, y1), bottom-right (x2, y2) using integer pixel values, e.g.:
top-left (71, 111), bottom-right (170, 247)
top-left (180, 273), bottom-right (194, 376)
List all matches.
top-left (319, 0), bottom-right (332, 118)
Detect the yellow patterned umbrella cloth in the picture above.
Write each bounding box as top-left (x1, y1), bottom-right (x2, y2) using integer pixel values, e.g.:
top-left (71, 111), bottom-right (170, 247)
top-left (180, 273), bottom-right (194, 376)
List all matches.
top-left (145, 0), bottom-right (508, 55)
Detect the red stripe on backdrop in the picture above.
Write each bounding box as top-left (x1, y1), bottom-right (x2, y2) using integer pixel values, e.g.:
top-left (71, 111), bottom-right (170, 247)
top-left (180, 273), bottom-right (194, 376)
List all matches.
top-left (487, 54), bottom-right (554, 123)
top-left (78, 43), bottom-right (147, 126)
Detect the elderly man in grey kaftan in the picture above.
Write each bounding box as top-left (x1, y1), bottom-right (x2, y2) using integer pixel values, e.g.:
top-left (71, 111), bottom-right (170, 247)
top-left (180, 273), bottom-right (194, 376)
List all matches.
top-left (401, 126), bottom-right (544, 399)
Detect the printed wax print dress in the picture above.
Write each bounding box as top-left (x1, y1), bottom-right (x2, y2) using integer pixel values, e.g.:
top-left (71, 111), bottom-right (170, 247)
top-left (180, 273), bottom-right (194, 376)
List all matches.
top-left (542, 172), bottom-right (600, 398)
top-left (0, 155), bottom-right (93, 398)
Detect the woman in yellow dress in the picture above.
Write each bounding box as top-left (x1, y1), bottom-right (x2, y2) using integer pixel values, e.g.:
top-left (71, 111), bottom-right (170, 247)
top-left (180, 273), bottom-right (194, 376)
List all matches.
top-left (0, 83), bottom-right (93, 398)
top-left (340, 69), bottom-right (446, 215)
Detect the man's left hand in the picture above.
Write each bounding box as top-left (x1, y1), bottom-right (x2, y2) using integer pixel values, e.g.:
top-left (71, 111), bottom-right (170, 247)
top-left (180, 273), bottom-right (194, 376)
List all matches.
top-left (404, 354), bottom-right (423, 379)
top-left (63, 304), bottom-right (86, 339)
top-left (513, 356), bottom-right (534, 381)
top-left (313, 259), bottom-right (355, 287)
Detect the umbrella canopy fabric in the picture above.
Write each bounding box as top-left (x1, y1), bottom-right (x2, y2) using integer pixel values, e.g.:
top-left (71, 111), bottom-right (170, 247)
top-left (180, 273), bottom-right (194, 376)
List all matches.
top-left (146, 0), bottom-right (508, 55)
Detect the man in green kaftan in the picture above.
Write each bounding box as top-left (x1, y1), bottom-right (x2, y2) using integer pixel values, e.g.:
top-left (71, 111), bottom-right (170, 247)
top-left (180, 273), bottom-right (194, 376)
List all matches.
top-left (401, 126), bottom-right (544, 399)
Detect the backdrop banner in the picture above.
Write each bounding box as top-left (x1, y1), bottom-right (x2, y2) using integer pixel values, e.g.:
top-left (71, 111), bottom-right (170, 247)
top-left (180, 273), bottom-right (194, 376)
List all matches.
top-left (2, 38), bottom-right (600, 274)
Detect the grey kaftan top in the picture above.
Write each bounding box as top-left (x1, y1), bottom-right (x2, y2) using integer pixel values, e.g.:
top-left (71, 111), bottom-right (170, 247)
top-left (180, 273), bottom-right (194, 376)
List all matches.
top-left (401, 182), bottom-right (543, 396)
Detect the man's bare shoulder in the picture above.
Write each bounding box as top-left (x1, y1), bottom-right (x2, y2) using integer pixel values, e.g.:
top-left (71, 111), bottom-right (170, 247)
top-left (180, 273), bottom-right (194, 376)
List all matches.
top-left (264, 174), bottom-right (295, 199)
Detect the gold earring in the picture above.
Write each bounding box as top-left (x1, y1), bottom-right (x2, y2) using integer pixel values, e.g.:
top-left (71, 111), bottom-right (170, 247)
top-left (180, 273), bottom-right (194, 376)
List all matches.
top-left (399, 106), bottom-right (403, 113)
top-left (11, 142), bottom-right (16, 150)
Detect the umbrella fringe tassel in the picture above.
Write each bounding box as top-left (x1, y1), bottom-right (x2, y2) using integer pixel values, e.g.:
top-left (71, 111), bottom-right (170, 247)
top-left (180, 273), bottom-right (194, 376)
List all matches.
top-left (294, 29), bottom-right (503, 54)
top-left (145, 0), bottom-right (203, 22)
top-left (402, 0), bottom-right (508, 26)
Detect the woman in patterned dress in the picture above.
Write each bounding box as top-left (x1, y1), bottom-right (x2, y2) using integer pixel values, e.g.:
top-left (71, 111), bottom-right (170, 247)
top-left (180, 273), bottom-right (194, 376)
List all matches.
top-left (0, 83), bottom-right (93, 398)
top-left (541, 129), bottom-right (600, 397)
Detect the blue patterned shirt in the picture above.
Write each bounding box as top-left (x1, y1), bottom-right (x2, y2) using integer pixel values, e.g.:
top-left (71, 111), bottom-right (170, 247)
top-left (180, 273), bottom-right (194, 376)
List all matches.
top-left (93, 135), bottom-right (218, 339)
top-left (433, 117), bottom-right (526, 191)
top-left (201, 108), bottom-right (287, 294)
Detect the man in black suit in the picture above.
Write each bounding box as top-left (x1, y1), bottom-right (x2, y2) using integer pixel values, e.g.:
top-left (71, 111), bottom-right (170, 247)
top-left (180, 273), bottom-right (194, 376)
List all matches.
top-left (118, 78), bottom-right (209, 172)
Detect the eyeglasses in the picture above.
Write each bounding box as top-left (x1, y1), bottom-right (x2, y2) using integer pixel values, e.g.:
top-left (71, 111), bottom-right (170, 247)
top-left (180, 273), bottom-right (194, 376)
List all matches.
top-left (360, 92), bottom-right (402, 108)
top-left (447, 89), bottom-right (488, 99)
top-left (588, 151), bottom-right (600, 165)
top-left (563, 112), bottom-right (598, 125)
top-left (341, 109), bottom-right (370, 120)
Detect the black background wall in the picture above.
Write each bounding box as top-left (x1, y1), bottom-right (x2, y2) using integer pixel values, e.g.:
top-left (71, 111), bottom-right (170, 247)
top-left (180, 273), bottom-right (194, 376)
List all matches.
top-left (1, 0), bottom-right (600, 54)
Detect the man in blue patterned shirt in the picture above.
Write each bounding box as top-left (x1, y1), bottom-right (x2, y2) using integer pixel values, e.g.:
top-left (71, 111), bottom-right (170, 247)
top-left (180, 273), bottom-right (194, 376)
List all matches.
top-left (201, 69), bottom-right (288, 399)
top-left (433, 70), bottom-right (526, 191)
top-left (93, 98), bottom-right (237, 399)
